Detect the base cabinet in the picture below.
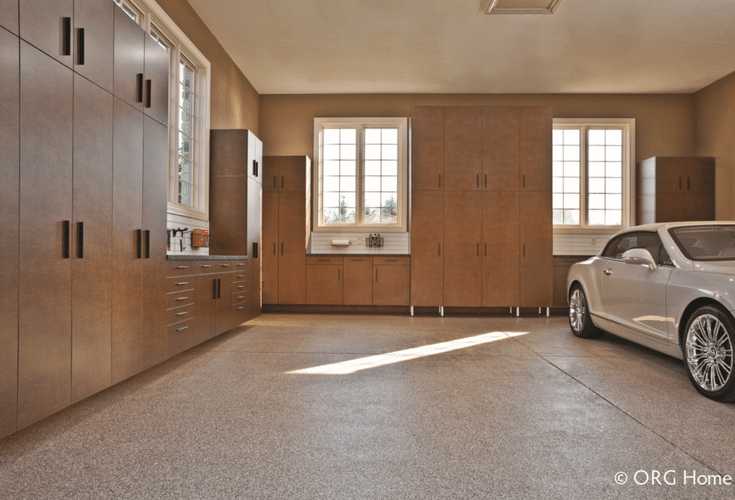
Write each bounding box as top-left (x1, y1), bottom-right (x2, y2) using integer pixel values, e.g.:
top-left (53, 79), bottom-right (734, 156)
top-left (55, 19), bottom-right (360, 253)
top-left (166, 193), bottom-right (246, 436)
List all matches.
top-left (372, 257), bottom-right (410, 306)
top-left (306, 257), bottom-right (343, 305)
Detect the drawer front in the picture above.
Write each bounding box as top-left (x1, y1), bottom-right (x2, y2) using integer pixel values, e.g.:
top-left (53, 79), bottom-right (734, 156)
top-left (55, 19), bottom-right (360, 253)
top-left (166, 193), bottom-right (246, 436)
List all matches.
top-left (306, 256), bottom-right (344, 266)
top-left (167, 261), bottom-right (197, 277)
top-left (216, 260), bottom-right (247, 272)
top-left (167, 317), bottom-right (194, 336)
top-left (168, 277), bottom-right (195, 293)
top-left (373, 256), bottom-right (410, 266)
top-left (233, 291), bottom-right (247, 305)
top-left (167, 304), bottom-right (195, 326)
top-left (167, 289), bottom-right (194, 309)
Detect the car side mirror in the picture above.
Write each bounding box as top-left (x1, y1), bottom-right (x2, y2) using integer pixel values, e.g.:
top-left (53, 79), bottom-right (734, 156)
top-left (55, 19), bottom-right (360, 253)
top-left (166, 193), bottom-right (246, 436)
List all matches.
top-left (622, 248), bottom-right (657, 270)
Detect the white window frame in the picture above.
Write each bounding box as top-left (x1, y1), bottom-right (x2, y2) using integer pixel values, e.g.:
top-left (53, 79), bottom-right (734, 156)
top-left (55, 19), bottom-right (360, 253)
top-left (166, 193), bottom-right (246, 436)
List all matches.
top-left (552, 118), bottom-right (636, 234)
top-left (115, 0), bottom-right (212, 221)
top-left (313, 117), bottom-right (408, 232)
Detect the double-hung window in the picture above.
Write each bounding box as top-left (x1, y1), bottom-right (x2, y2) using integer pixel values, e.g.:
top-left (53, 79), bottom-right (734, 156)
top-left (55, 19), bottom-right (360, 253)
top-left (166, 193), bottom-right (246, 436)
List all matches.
top-left (314, 118), bottom-right (408, 231)
top-left (114, 0), bottom-right (211, 221)
top-left (552, 119), bottom-right (635, 231)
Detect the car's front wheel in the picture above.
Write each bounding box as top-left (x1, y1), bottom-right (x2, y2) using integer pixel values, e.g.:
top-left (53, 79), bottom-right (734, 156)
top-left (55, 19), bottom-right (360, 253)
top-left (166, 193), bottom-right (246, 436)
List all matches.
top-left (683, 305), bottom-right (735, 402)
top-left (569, 284), bottom-right (601, 339)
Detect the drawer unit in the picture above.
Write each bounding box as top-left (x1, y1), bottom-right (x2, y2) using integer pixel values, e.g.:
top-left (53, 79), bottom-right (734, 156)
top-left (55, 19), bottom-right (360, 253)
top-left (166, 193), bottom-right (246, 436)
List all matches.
top-left (168, 277), bottom-right (195, 293)
top-left (167, 303), bottom-right (194, 326)
top-left (167, 289), bottom-right (194, 310)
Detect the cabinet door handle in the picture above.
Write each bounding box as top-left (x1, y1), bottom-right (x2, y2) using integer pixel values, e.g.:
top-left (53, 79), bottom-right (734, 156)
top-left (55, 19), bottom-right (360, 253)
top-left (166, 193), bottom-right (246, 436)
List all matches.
top-left (145, 79), bottom-right (152, 108)
top-left (485, 174), bottom-right (487, 188)
top-left (145, 230), bottom-right (150, 258)
top-left (136, 74), bottom-right (144, 103)
top-left (476, 174), bottom-right (479, 188)
top-left (281, 242), bottom-right (284, 256)
top-left (522, 174), bottom-right (526, 189)
top-left (523, 243), bottom-right (526, 257)
top-left (61, 17), bottom-right (72, 56)
top-left (253, 160), bottom-right (259, 177)
top-left (136, 229), bottom-right (142, 259)
top-left (337, 268), bottom-right (340, 281)
top-left (217, 278), bottom-right (221, 299)
top-left (484, 243), bottom-right (487, 257)
top-left (679, 176), bottom-right (682, 190)
top-left (76, 28), bottom-right (85, 65)
top-left (375, 268), bottom-right (378, 282)
top-left (281, 176), bottom-right (284, 189)
top-left (62, 220), bottom-right (71, 259)
top-left (77, 222), bottom-right (84, 259)
top-left (438, 243), bottom-right (441, 257)
top-left (253, 242), bottom-right (259, 259)
top-left (438, 174), bottom-right (441, 188)
top-left (687, 176), bottom-right (691, 190)
top-left (273, 242), bottom-right (276, 255)
top-left (213, 278), bottom-right (218, 299)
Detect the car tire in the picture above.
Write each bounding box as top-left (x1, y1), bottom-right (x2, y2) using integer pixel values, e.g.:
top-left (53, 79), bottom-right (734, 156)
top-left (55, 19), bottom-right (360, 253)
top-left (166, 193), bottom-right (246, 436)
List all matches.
top-left (568, 284), bottom-right (601, 339)
top-left (683, 305), bottom-right (735, 402)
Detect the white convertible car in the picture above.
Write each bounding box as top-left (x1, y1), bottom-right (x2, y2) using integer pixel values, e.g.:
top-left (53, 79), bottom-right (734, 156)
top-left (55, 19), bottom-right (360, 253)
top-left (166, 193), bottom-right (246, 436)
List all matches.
top-left (567, 222), bottom-right (735, 401)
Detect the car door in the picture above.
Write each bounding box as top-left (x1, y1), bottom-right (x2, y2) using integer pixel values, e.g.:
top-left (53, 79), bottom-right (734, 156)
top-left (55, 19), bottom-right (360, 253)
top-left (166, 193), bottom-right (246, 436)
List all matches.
top-left (600, 232), bottom-right (673, 341)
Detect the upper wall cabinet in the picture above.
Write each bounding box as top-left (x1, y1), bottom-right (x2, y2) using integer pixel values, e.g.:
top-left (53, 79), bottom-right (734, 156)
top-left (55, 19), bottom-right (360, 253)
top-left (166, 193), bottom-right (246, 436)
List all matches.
top-left (114, 5), bottom-right (168, 126)
top-left (0, 0), bottom-right (18, 34)
top-left (520, 107), bottom-right (553, 192)
top-left (19, 0), bottom-right (114, 92)
top-left (411, 106), bottom-right (444, 191)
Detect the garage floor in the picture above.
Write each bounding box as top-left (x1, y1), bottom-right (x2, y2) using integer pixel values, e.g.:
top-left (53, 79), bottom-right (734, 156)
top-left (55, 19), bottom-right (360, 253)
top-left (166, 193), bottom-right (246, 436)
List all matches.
top-left (1, 313), bottom-right (734, 499)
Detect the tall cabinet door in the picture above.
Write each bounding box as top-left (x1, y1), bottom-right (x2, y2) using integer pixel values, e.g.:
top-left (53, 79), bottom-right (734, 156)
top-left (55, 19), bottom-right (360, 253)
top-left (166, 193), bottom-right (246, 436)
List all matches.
top-left (112, 97), bottom-right (144, 384)
top-left (482, 107), bottom-right (520, 191)
top-left (141, 116), bottom-right (168, 370)
top-left (18, 43), bottom-right (73, 428)
top-left (410, 190), bottom-right (444, 307)
top-left (279, 193), bottom-right (307, 305)
top-left (0, 29), bottom-right (20, 437)
top-left (71, 75), bottom-right (113, 404)
top-left (482, 191), bottom-right (520, 307)
top-left (74, 0), bottom-right (114, 92)
top-left (444, 191), bottom-right (482, 307)
top-left (19, 0), bottom-right (74, 67)
top-left (143, 32), bottom-right (169, 125)
top-left (262, 190), bottom-right (279, 304)
top-left (443, 107), bottom-right (482, 191)
top-left (520, 107), bottom-right (552, 192)
top-left (113, 6), bottom-right (145, 112)
top-left (0, 0), bottom-right (18, 34)
top-left (520, 190), bottom-right (553, 307)
top-left (411, 106), bottom-right (444, 191)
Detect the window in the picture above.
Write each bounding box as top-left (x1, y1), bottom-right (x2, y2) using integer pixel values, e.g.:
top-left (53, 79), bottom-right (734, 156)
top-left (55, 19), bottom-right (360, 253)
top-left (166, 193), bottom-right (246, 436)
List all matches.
top-left (601, 231), bottom-right (672, 266)
top-left (553, 119), bottom-right (635, 231)
top-left (314, 118), bottom-right (408, 231)
top-left (114, 0), bottom-right (211, 221)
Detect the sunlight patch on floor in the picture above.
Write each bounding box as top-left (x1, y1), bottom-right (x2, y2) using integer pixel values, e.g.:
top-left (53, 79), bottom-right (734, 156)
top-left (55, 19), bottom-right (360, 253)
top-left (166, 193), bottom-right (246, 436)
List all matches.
top-left (287, 331), bottom-right (529, 375)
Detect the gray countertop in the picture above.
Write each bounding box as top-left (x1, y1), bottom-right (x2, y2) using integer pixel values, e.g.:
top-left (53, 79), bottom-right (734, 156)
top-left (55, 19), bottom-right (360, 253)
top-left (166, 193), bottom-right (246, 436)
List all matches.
top-left (167, 254), bottom-right (248, 261)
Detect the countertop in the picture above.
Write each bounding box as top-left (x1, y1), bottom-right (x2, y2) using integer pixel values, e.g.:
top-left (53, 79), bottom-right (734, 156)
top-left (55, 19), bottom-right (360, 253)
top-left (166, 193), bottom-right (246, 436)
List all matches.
top-left (167, 254), bottom-right (248, 261)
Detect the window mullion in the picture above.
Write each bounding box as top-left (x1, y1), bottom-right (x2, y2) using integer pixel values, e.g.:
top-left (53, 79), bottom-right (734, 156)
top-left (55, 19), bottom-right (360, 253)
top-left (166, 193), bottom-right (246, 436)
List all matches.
top-left (357, 126), bottom-right (365, 226)
top-left (581, 126), bottom-right (589, 228)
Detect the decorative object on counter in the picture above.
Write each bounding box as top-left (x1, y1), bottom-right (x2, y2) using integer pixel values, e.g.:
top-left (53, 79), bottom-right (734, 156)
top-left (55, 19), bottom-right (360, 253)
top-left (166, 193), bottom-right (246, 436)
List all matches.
top-left (192, 229), bottom-right (210, 247)
top-left (331, 239), bottom-right (351, 247)
top-left (366, 234), bottom-right (384, 248)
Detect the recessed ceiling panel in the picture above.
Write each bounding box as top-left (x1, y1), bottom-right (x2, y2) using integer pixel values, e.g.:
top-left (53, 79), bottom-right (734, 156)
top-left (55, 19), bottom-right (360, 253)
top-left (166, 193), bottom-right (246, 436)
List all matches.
top-left (484, 0), bottom-right (563, 14)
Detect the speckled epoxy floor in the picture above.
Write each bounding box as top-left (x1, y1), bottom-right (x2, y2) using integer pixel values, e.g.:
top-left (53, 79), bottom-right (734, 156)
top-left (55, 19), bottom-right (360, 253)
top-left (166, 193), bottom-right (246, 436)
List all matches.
top-left (1, 313), bottom-right (734, 499)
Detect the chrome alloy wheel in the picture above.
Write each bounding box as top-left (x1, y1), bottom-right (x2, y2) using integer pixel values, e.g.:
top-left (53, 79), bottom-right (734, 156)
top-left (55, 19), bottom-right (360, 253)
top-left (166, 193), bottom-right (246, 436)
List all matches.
top-left (686, 313), bottom-right (734, 393)
top-left (569, 288), bottom-right (587, 334)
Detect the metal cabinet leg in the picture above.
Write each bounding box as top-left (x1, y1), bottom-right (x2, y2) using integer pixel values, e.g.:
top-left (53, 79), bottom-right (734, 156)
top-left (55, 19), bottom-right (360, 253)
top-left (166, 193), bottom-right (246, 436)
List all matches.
top-left (440, 306), bottom-right (444, 317)
top-left (410, 306), bottom-right (414, 316)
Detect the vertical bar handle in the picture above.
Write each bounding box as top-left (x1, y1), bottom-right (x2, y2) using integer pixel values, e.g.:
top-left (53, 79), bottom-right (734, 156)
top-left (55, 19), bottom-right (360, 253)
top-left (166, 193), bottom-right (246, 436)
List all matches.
top-left (484, 243), bottom-right (487, 257)
top-left (337, 268), bottom-right (340, 281)
top-left (375, 268), bottom-right (378, 282)
top-left (213, 278), bottom-right (218, 300)
top-left (136, 74), bottom-right (144, 103)
top-left (523, 243), bottom-right (526, 257)
top-left (145, 79), bottom-right (152, 108)
top-left (522, 174), bottom-right (526, 189)
top-left (281, 242), bottom-right (284, 256)
top-left (253, 242), bottom-right (259, 259)
top-left (438, 174), bottom-right (441, 188)
top-left (273, 242), bottom-right (276, 255)
top-left (217, 278), bottom-right (221, 299)
top-left (679, 177), bottom-right (682, 190)
top-left (77, 222), bottom-right (84, 259)
top-left (687, 177), bottom-right (691, 190)
top-left (281, 176), bottom-right (284, 189)
top-left (62, 220), bottom-right (71, 259)
top-left (438, 243), bottom-right (441, 256)
top-left (253, 160), bottom-right (259, 177)
top-left (485, 174), bottom-right (487, 188)
top-left (76, 28), bottom-right (85, 65)
top-left (476, 174), bottom-right (479, 188)
top-left (145, 230), bottom-right (151, 258)
top-left (61, 18), bottom-right (72, 56)
top-left (136, 229), bottom-right (142, 259)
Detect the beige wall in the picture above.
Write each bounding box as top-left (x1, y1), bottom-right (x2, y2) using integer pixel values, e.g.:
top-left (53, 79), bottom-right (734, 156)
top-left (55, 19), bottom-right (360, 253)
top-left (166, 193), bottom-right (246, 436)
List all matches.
top-left (259, 94), bottom-right (695, 166)
top-left (695, 71), bottom-right (735, 220)
top-left (156, 0), bottom-right (259, 133)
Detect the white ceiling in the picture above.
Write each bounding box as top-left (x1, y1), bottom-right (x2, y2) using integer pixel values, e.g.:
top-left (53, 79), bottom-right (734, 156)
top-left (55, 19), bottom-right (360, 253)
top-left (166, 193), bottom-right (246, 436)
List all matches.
top-left (186, 0), bottom-right (735, 95)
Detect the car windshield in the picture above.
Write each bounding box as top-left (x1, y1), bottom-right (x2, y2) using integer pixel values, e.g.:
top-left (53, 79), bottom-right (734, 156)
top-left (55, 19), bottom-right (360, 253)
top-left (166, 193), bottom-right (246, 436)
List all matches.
top-left (669, 225), bottom-right (735, 261)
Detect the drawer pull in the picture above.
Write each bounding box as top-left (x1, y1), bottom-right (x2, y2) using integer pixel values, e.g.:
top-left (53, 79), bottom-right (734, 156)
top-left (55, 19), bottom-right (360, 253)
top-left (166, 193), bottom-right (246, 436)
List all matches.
top-left (221, 264), bottom-right (230, 268)
top-left (237, 306), bottom-right (244, 311)
top-left (175, 296), bottom-right (189, 302)
top-left (237, 285), bottom-right (245, 289)
top-left (237, 295), bottom-right (245, 300)
top-left (176, 281), bottom-right (188, 286)
top-left (237, 274), bottom-right (245, 278)
top-left (201, 264), bottom-right (212, 268)
top-left (385, 259), bottom-right (398, 262)
top-left (238, 262), bottom-right (245, 266)
top-left (175, 265), bottom-right (189, 270)
top-left (318, 259), bottom-right (331, 262)
top-left (175, 325), bottom-right (189, 332)
top-left (175, 311), bottom-right (188, 317)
